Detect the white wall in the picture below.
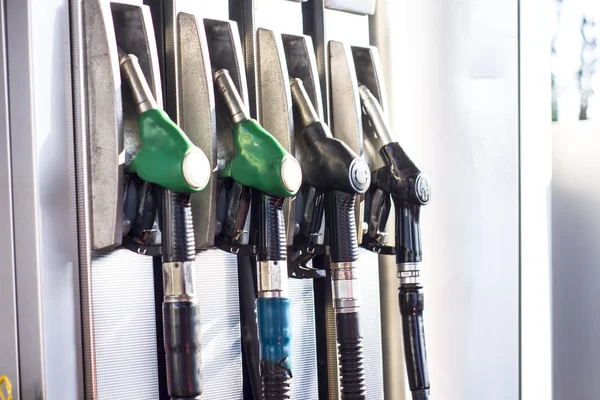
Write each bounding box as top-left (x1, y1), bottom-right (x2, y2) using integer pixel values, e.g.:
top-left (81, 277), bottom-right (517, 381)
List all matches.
top-left (374, 1), bottom-right (522, 398)
top-left (552, 121), bottom-right (600, 400)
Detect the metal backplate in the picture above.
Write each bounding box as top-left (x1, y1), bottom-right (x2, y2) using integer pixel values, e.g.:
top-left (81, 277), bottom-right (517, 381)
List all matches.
top-left (282, 34), bottom-right (326, 245)
top-left (352, 45), bottom-right (387, 172)
top-left (164, 0), bottom-right (218, 249)
top-left (79, 1), bottom-right (163, 397)
top-left (256, 28), bottom-right (297, 246)
top-left (82, 0), bottom-right (123, 250)
top-left (328, 40), bottom-right (365, 245)
top-left (282, 33), bottom-right (324, 170)
top-left (82, 0), bottom-right (163, 251)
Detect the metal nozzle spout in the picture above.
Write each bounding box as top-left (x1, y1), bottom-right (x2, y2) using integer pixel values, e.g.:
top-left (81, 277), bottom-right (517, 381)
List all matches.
top-left (290, 78), bottom-right (319, 127)
top-left (214, 69), bottom-right (250, 124)
top-left (358, 85), bottom-right (393, 146)
top-left (118, 49), bottom-right (158, 114)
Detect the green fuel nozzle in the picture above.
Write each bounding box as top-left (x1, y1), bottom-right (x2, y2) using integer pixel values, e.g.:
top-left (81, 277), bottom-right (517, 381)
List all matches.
top-left (119, 51), bottom-right (211, 193)
top-left (214, 69), bottom-right (302, 198)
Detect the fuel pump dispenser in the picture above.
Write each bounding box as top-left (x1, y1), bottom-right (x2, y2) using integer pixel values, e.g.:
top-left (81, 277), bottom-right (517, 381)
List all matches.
top-left (213, 68), bottom-right (302, 399)
top-left (118, 50), bottom-right (211, 400)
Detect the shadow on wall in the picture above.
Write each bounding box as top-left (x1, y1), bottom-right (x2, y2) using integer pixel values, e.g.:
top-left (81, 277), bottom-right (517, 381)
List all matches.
top-left (552, 121), bottom-right (600, 400)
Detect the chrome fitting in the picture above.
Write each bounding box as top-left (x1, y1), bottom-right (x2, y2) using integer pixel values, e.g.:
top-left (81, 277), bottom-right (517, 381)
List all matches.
top-left (118, 50), bottom-right (158, 114)
top-left (163, 261), bottom-right (196, 302)
top-left (398, 262), bottom-right (421, 285)
top-left (257, 260), bottom-right (289, 298)
top-left (358, 85), bottom-right (393, 147)
top-left (330, 261), bottom-right (361, 313)
top-left (214, 69), bottom-right (250, 124)
top-left (290, 78), bottom-right (319, 127)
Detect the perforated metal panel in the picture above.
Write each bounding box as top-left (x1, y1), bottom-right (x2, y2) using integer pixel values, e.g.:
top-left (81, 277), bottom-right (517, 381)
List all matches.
top-left (195, 249), bottom-right (243, 399)
top-left (91, 248), bottom-right (243, 399)
top-left (358, 248), bottom-right (384, 399)
top-left (289, 278), bottom-right (319, 398)
top-left (91, 250), bottom-right (159, 400)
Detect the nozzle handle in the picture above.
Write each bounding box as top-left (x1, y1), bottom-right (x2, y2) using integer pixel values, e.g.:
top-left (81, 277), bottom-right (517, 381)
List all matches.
top-left (394, 198), bottom-right (422, 264)
top-left (326, 191), bottom-right (359, 263)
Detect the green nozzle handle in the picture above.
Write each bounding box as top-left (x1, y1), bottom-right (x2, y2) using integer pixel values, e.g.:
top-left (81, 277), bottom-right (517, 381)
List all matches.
top-left (127, 109), bottom-right (211, 193)
top-left (220, 119), bottom-right (301, 198)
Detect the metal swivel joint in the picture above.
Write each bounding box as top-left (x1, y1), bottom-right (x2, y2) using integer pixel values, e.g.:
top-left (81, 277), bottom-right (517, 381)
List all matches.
top-left (215, 69), bottom-right (302, 400)
top-left (290, 78), bottom-right (370, 399)
top-left (359, 85), bottom-right (432, 400)
top-left (119, 50), bottom-right (211, 400)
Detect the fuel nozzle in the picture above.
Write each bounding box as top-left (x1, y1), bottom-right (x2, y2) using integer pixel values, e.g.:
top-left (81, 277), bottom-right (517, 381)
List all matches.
top-left (359, 84), bottom-right (431, 400)
top-left (291, 78), bottom-right (368, 398)
top-left (214, 68), bottom-right (302, 197)
top-left (290, 78), bottom-right (370, 195)
top-left (358, 84), bottom-right (430, 207)
top-left (118, 49), bottom-right (211, 193)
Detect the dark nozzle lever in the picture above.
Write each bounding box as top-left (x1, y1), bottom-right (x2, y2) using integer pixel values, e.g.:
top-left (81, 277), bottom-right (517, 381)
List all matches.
top-left (358, 84), bottom-right (393, 147)
top-left (214, 69), bottom-right (250, 124)
top-left (118, 49), bottom-right (157, 114)
top-left (290, 78), bottom-right (319, 127)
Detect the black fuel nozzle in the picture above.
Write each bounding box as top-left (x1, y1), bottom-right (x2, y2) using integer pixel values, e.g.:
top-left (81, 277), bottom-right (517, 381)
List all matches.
top-left (290, 78), bottom-right (371, 196)
top-left (358, 85), bottom-right (431, 262)
top-left (359, 84), bottom-right (431, 399)
top-left (291, 78), bottom-right (369, 399)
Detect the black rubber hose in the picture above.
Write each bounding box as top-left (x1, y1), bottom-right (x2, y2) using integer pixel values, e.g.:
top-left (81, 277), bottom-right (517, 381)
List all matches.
top-left (399, 286), bottom-right (430, 400)
top-left (158, 188), bottom-right (202, 400)
top-left (163, 301), bottom-right (202, 399)
top-left (336, 312), bottom-right (366, 400)
top-left (261, 360), bottom-right (292, 400)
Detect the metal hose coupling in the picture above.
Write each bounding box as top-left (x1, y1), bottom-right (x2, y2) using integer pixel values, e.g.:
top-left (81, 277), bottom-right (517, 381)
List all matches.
top-left (163, 261), bottom-right (197, 302)
top-left (330, 261), bottom-right (361, 313)
top-left (398, 262), bottom-right (421, 286)
top-left (257, 260), bottom-right (289, 298)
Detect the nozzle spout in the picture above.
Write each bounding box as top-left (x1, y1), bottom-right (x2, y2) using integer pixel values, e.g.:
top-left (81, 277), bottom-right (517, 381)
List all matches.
top-left (358, 85), bottom-right (393, 147)
top-left (290, 78), bottom-right (319, 127)
top-left (118, 50), bottom-right (157, 114)
top-left (214, 69), bottom-right (250, 124)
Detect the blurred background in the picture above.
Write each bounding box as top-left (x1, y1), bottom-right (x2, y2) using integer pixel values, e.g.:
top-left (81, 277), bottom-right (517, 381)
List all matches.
top-left (552, 1), bottom-right (600, 399)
